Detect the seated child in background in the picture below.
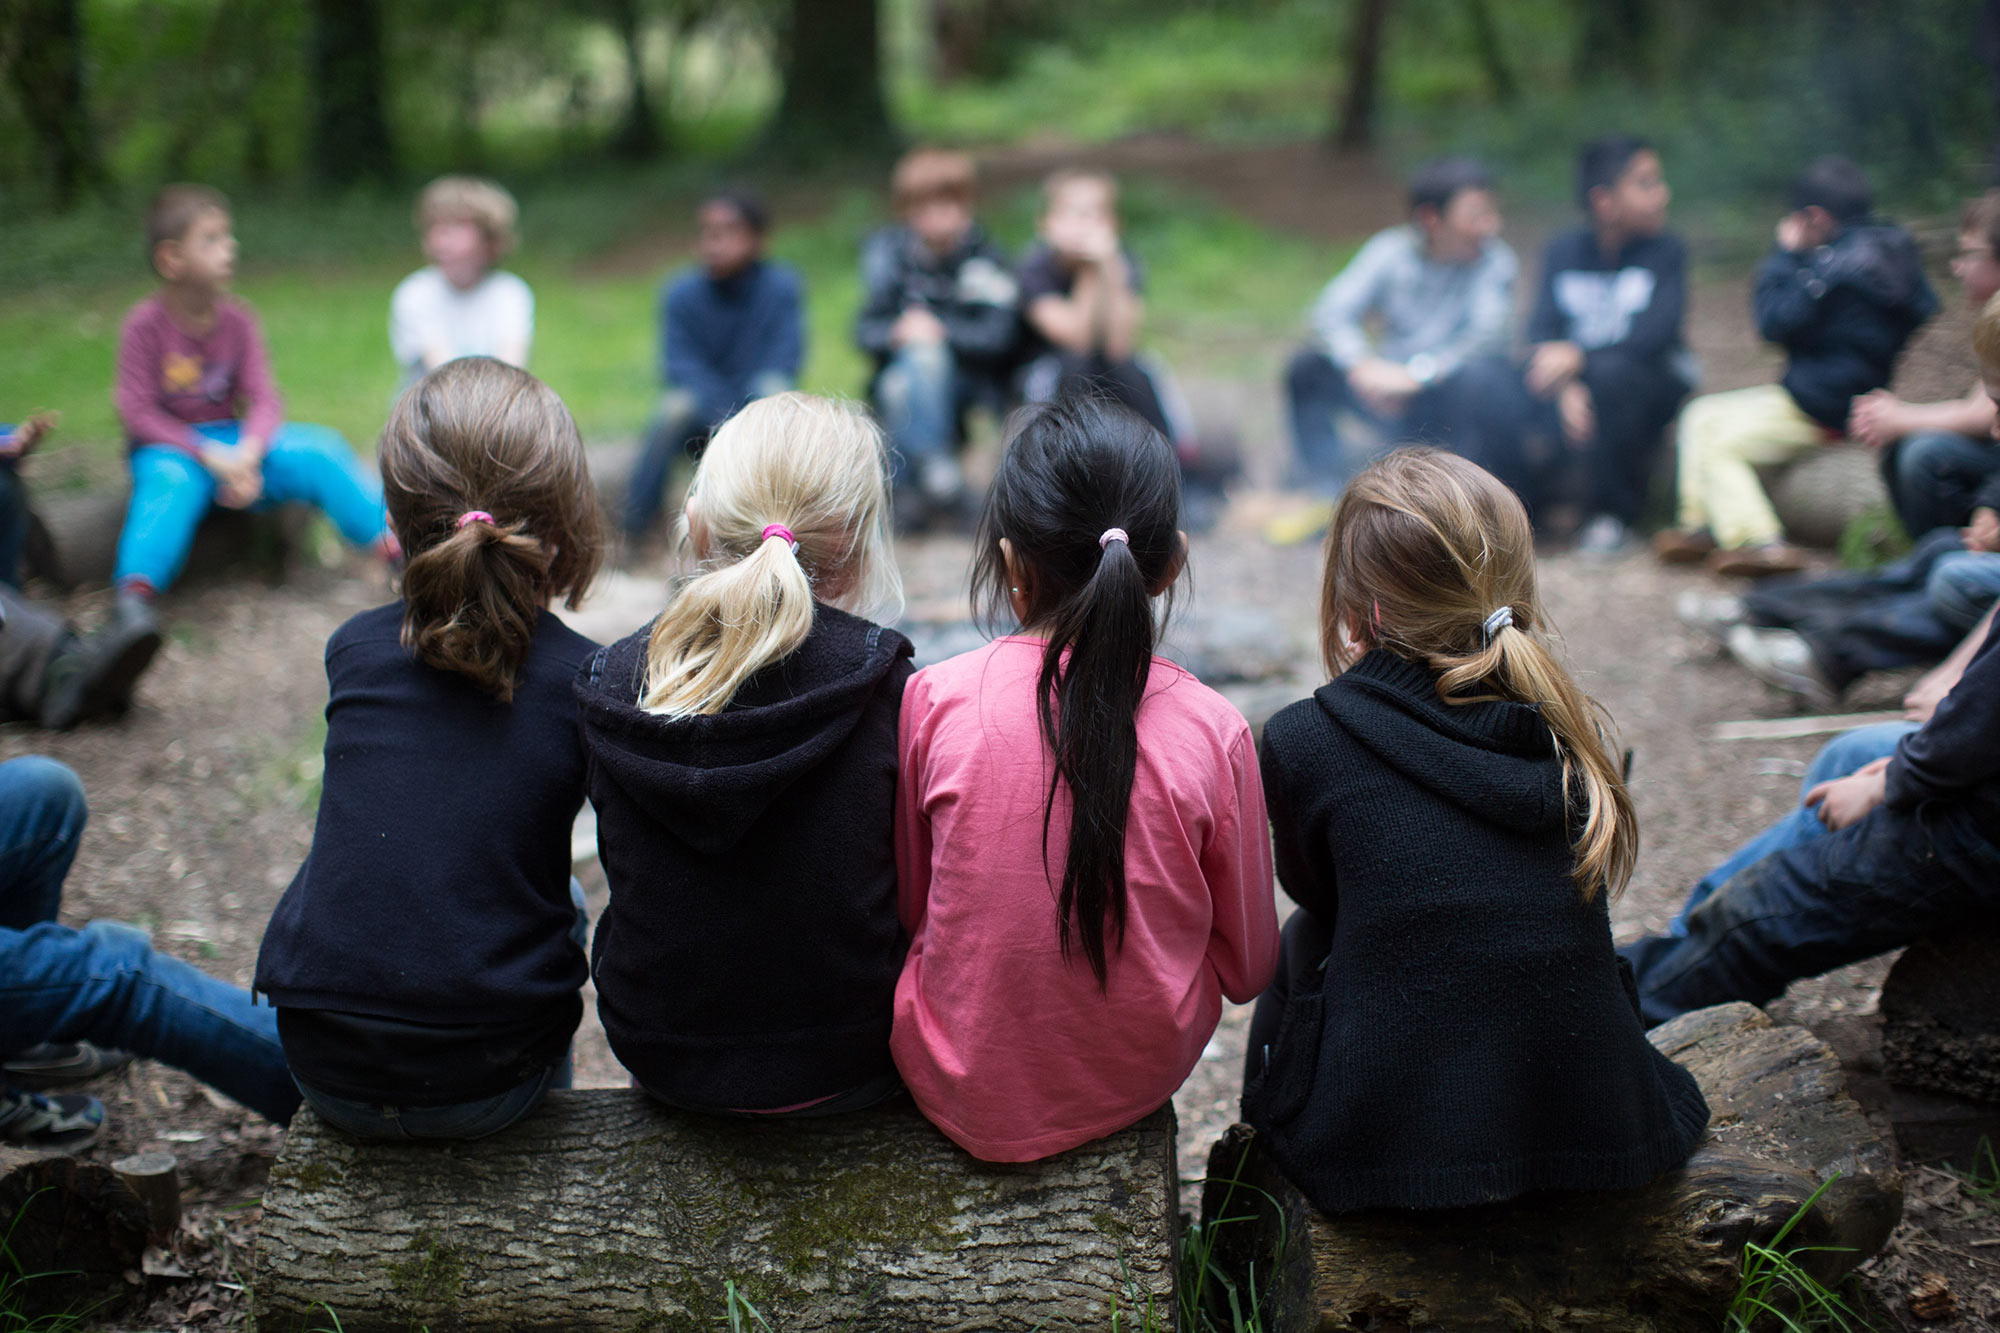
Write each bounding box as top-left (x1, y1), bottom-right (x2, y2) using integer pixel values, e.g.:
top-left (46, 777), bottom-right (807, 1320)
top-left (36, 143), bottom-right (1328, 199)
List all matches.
top-left (580, 393), bottom-right (911, 1116)
top-left (1244, 449), bottom-right (1708, 1213)
top-left (622, 190), bottom-right (804, 542)
top-left (1657, 156), bottom-right (1937, 576)
top-left (1282, 157), bottom-right (1517, 500)
top-left (1850, 191), bottom-right (2000, 537)
top-left (389, 175), bottom-right (533, 384)
top-left (0, 415), bottom-right (160, 728)
top-left (112, 185), bottom-right (391, 624)
top-left (255, 357), bottom-right (604, 1141)
top-left (891, 397), bottom-right (1279, 1162)
top-left (855, 148), bottom-right (1020, 530)
top-left (1479, 135), bottom-right (1690, 553)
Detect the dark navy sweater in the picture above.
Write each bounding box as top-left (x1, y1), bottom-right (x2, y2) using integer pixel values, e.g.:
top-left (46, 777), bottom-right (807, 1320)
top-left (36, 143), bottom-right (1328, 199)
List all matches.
top-left (1887, 611), bottom-right (2000, 853)
top-left (1526, 227), bottom-right (1687, 374)
top-left (660, 259), bottom-right (805, 426)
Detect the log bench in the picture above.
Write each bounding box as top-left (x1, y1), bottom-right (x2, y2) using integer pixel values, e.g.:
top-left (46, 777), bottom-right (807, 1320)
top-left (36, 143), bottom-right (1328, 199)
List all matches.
top-left (1881, 924), bottom-right (2000, 1169)
top-left (1198, 1002), bottom-right (1903, 1333)
top-left (252, 1094), bottom-right (1178, 1332)
top-left (1762, 441), bottom-right (1892, 549)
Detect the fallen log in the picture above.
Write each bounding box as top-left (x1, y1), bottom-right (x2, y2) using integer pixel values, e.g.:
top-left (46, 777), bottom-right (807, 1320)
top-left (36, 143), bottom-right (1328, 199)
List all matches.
top-left (1199, 1002), bottom-right (1902, 1333)
top-left (1762, 443), bottom-right (1890, 549)
top-left (253, 1092), bottom-right (1177, 1332)
top-left (0, 1146), bottom-right (150, 1318)
top-left (1882, 924), bottom-right (2000, 1106)
top-left (28, 491), bottom-right (316, 592)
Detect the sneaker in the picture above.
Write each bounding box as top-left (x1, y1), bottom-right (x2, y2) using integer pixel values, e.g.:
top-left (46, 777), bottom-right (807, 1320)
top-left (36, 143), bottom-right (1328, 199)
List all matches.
top-left (1708, 541), bottom-right (1812, 579)
top-left (1653, 527), bottom-right (1718, 565)
top-left (1572, 514), bottom-right (1633, 557)
top-left (1675, 589), bottom-right (1748, 648)
top-left (2, 1042), bottom-right (134, 1089)
top-left (38, 597), bottom-right (162, 730)
top-left (1726, 624), bottom-right (1839, 710)
top-left (0, 1088), bottom-right (104, 1152)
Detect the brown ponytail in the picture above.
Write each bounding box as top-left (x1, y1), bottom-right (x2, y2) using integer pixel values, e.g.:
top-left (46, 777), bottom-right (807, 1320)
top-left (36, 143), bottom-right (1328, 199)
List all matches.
top-left (379, 358), bottom-right (604, 700)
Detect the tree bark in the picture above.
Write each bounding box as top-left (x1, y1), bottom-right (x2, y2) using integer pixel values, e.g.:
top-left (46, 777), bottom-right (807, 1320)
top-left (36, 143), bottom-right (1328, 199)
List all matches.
top-left (762, 0), bottom-right (893, 161)
top-left (26, 490), bottom-right (312, 591)
top-left (1762, 442), bottom-right (1892, 548)
top-left (1570, 0), bottom-right (1656, 86)
top-left (1201, 1003), bottom-right (1903, 1333)
top-left (253, 1093), bottom-right (1177, 1332)
top-left (1333, 0), bottom-right (1392, 150)
top-left (1882, 924), bottom-right (2000, 1105)
top-left (308, 0), bottom-right (396, 187)
top-left (0, 1147), bottom-right (150, 1319)
top-left (1464, 0), bottom-right (1515, 103)
top-left (1, 0), bottom-right (111, 209)
top-left (608, 0), bottom-right (663, 160)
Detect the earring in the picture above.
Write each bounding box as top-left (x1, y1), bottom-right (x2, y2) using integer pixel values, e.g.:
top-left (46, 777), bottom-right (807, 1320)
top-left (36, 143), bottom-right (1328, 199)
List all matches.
top-left (1011, 586), bottom-right (1021, 594)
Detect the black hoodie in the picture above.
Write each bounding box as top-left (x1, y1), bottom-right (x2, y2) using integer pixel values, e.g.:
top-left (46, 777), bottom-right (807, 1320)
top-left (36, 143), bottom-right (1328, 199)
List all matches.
top-left (1753, 220), bottom-right (1938, 430)
top-left (1245, 650), bottom-right (1709, 1212)
top-left (574, 603), bottom-right (914, 1110)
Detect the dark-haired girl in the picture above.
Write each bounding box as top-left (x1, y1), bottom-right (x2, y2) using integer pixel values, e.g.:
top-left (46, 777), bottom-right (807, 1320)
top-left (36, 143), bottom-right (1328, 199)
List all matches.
top-left (890, 397), bottom-right (1278, 1162)
top-left (255, 357), bottom-right (603, 1140)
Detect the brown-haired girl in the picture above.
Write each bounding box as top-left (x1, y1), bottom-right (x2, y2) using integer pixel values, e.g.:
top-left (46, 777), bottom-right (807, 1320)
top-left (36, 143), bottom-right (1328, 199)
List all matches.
top-left (255, 356), bottom-right (603, 1140)
top-left (1242, 447), bottom-right (1708, 1212)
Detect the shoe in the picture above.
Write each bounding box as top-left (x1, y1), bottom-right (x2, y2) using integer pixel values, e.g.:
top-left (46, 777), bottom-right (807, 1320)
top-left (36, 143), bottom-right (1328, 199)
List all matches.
top-left (1725, 624), bottom-right (1839, 710)
top-left (2, 1042), bottom-right (134, 1090)
top-left (1652, 527), bottom-right (1717, 565)
top-left (1573, 514), bottom-right (1633, 557)
top-left (1707, 541), bottom-right (1812, 579)
top-left (917, 455), bottom-right (965, 507)
top-left (1675, 589), bottom-right (1748, 648)
top-left (0, 1088), bottom-right (104, 1153)
top-left (38, 597), bottom-right (162, 730)
top-left (1263, 501), bottom-right (1336, 548)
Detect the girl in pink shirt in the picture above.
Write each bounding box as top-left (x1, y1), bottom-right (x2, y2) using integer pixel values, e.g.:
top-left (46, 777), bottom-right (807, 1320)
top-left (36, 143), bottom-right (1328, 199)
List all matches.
top-left (892, 396), bottom-right (1279, 1162)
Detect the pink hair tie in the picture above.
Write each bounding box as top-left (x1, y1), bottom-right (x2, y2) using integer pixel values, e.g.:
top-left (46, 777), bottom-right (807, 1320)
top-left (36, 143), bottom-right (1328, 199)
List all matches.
top-left (761, 523), bottom-right (799, 553)
top-left (456, 510), bottom-right (495, 530)
top-left (1098, 527), bottom-right (1129, 550)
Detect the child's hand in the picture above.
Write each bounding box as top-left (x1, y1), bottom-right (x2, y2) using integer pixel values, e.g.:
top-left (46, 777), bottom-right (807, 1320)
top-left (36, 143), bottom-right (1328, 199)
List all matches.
top-left (1963, 506), bottom-right (2000, 553)
top-left (1776, 212), bottom-right (1812, 253)
top-left (1558, 380), bottom-right (1596, 447)
top-left (1805, 757), bottom-right (1889, 830)
top-left (1348, 358), bottom-right (1420, 416)
top-left (201, 446), bottom-right (264, 509)
top-left (1848, 389), bottom-right (1906, 450)
top-left (1525, 341), bottom-right (1584, 397)
top-left (0, 411), bottom-right (58, 460)
top-left (891, 307), bottom-right (948, 347)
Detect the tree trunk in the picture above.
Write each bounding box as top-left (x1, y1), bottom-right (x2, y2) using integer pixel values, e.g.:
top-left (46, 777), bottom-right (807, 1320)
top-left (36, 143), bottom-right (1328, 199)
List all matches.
top-left (26, 490), bottom-right (311, 592)
top-left (252, 1093), bottom-right (1178, 1332)
top-left (762, 0), bottom-right (893, 161)
top-left (0, 1147), bottom-right (150, 1319)
top-left (308, 0), bottom-right (395, 187)
top-left (1464, 0), bottom-right (1515, 103)
top-left (1201, 1003), bottom-right (1903, 1333)
top-left (1334, 0), bottom-right (1392, 151)
top-left (1882, 924), bottom-right (2000, 1106)
top-left (1570, 0), bottom-right (1656, 86)
top-left (608, 0), bottom-right (663, 160)
top-left (1, 0), bottom-right (110, 209)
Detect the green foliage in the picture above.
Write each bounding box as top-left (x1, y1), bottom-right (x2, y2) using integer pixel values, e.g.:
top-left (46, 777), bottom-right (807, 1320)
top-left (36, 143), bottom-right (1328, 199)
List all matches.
top-left (1724, 1174), bottom-right (1876, 1333)
top-left (1836, 507), bottom-right (1911, 570)
top-left (1945, 1135), bottom-right (2000, 1205)
top-left (721, 1279), bottom-right (773, 1331)
top-left (0, 1192), bottom-right (97, 1333)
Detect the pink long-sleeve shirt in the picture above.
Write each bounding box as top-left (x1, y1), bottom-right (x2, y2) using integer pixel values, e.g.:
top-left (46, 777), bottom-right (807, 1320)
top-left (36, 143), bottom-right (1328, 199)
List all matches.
top-left (891, 636), bottom-right (1280, 1162)
top-left (114, 294), bottom-right (283, 455)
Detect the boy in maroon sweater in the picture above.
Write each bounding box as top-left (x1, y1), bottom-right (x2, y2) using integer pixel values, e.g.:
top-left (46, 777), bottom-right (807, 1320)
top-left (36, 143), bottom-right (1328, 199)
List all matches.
top-left (111, 185), bottom-right (389, 624)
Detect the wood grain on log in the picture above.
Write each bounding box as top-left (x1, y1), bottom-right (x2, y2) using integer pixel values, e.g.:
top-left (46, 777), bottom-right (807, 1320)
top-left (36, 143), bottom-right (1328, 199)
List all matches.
top-left (1200, 1002), bottom-right (1902, 1333)
top-left (0, 1146), bottom-right (149, 1317)
top-left (254, 1092), bottom-right (1177, 1332)
top-left (28, 492), bottom-right (316, 592)
top-left (1882, 925), bottom-right (2000, 1105)
top-left (110, 1149), bottom-right (181, 1243)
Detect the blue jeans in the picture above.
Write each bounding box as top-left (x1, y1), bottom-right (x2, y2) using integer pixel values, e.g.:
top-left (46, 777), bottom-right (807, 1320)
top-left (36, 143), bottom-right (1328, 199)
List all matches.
top-left (873, 344), bottom-right (1001, 486)
top-left (623, 373), bottom-right (793, 537)
top-left (115, 421), bottom-right (387, 594)
top-left (1667, 721), bottom-right (1915, 934)
top-left (1283, 348), bottom-right (1517, 496)
top-left (1881, 429), bottom-right (2000, 538)
top-left (0, 757), bottom-right (299, 1121)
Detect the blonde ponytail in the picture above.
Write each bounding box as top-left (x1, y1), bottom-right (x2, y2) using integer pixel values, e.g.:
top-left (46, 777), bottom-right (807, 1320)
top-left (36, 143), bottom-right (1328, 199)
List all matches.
top-left (639, 393), bottom-right (901, 717)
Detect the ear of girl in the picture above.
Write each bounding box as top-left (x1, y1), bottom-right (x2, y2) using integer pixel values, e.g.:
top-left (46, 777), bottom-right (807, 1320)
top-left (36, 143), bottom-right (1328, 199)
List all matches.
top-left (891, 395), bottom-right (1280, 1164)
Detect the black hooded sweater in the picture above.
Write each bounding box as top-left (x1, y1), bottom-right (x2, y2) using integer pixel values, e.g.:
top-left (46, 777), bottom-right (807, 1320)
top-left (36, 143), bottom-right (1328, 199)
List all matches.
top-left (1246, 651), bottom-right (1710, 1213)
top-left (574, 603), bottom-right (914, 1110)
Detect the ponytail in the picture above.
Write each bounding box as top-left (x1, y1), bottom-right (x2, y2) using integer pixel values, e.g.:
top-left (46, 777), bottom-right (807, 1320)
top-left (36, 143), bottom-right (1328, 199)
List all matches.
top-left (640, 530), bottom-right (816, 716)
top-left (400, 514), bottom-right (554, 701)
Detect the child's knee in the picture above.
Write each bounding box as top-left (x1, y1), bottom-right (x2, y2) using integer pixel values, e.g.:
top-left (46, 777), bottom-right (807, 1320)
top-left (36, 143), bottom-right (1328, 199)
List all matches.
top-left (0, 757), bottom-right (88, 839)
top-left (1927, 555), bottom-right (2000, 628)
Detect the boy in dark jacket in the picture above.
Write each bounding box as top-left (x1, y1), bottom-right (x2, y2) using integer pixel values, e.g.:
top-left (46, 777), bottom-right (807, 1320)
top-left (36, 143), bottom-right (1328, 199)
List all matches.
top-left (854, 149), bottom-right (1019, 528)
top-left (622, 191), bottom-right (803, 541)
top-left (1657, 156), bottom-right (1937, 576)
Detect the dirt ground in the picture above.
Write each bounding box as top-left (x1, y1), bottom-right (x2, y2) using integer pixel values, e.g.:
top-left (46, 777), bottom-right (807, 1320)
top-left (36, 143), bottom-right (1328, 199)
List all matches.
top-left (19, 135), bottom-right (2000, 1328)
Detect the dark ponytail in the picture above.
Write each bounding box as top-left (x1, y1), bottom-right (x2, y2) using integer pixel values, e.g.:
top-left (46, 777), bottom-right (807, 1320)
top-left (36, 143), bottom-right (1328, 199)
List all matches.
top-left (973, 396), bottom-right (1185, 988)
top-left (379, 358), bottom-right (604, 700)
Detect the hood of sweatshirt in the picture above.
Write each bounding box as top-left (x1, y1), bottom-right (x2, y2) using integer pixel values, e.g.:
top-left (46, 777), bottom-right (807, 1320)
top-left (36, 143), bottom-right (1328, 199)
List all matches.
top-left (574, 603), bottom-right (913, 855)
top-left (1315, 649), bottom-right (1568, 834)
top-left (1823, 222), bottom-right (1939, 323)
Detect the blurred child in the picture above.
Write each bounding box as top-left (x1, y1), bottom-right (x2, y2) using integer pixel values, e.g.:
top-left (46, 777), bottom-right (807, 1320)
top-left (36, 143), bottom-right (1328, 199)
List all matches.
top-left (580, 392), bottom-right (911, 1115)
top-left (112, 185), bottom-right (390, 622)
top-left (891, 396), bottom-right (1278, 1161)
top-left (1244, 449), bottom-right (1707, 1212)
top-left (621, 190), bottom-right (804, 542)
top-left (1484, 135), bottom-right (1690, 552)
top-left (855, 148), bottom-right (1020, 529)
top-left (255, 357), bottom-right (604, 1140)
top-left (389, 176), bottom-right (533, 384)
top-left (1850, 191), bottom-right (2000, 536)
top-left (1657, 157), bottom-right (1937, 575)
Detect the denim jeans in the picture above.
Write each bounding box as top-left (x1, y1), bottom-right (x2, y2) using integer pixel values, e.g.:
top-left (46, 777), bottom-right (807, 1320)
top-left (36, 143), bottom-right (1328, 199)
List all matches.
top-left (115, 420), bottom-right (387, 594)
top-left (1880, 429), bottom-right (2000, 538)
top-left (1667, 721), bottom-right (1915, 934)
top-left (873, 344), bottom-right (1003, 486)
top-left (623, 373), bottom-right (793, 538)
top-left (1622, 795), bottom-right (2000, 1027)
top-left (0, 756), bottom-right (299, 1122)
top-left (641, 1070), bottom-right (904, 1120)
top-left (1018, 351), bottom-right (1174, 440)
top-left (1282, 348), bottom-right (1517, 497)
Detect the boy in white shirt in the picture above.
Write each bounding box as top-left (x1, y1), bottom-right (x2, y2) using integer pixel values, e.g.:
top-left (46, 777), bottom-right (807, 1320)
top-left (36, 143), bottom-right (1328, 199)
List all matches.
top-left (389, 177), bottom-right (533, 386)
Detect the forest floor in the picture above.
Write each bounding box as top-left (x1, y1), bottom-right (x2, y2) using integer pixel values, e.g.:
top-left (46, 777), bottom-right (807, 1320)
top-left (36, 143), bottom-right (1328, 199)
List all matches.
top-left (15, 134), bottom-right (2000, 1329)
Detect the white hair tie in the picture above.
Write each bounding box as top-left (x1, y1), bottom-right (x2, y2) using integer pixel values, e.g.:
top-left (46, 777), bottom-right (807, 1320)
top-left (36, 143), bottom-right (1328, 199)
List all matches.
top-left (1481, 606), bottom-right (1515, 645)
top-left (1099, 527), bottom-right (1129, 550)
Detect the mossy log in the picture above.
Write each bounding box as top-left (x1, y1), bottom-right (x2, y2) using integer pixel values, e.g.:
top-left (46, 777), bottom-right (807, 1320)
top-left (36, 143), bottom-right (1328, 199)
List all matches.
top-left (1882, 924), bottom-right (2000, 1106)
top-left (27, 490), bottom-right (315, 591)
top-left (0, 1146), bottom-right (150, 1317)
top-left (1199, 1002), bottom-right (1902, 1333)
top-left (252, 1092), bottom-right (1177, 1332)
top-left (1761, 443), bottom-right (1890, 549)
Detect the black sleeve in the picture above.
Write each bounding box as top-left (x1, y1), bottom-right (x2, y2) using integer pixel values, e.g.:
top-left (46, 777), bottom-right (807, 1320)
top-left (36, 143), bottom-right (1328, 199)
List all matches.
top-left (1524, 235), bottom-right (1568, 345)
top-left (1973, 467), bottom-right (2000, 515)
top-left (937, 244), bottom-right (1021, 361)
top-left (1886, 614), bottom-right (2000, 807)
top-left (1596, 233), bottom-right (1687, 365)
top-left (1015, 247), bottom-right (1066, 305)
top-left (1258, 720), bottom-right (1338, 924)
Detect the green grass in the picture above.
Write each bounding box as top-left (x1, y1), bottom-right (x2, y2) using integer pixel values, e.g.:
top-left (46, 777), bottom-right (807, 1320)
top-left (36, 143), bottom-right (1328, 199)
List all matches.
top-left (1946, 1135), bottom-right (2000, 1206)
top-left (0, 1193), bottom-right (100, 1333)
top-left (1724, 1175), bottom-right (1876, 1333)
